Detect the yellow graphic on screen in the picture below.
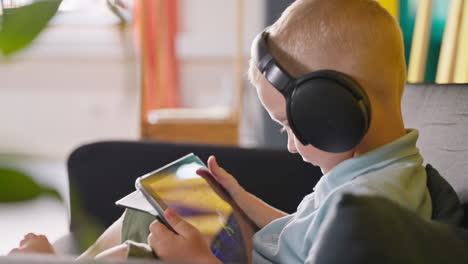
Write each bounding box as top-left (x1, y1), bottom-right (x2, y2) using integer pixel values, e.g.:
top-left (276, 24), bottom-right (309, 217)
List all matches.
top-left (143, 162), bottom-right (233, 239)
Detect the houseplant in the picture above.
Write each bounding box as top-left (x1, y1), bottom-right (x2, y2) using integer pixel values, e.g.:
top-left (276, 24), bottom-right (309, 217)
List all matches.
top-left (0, 0), bottom-right (62, 56)
top-left (0, 0), bottom-right (132, 251)
top-left (0, 0), bottom-right (131, 203)
top-left (0, 0), bottom-right (63, 204)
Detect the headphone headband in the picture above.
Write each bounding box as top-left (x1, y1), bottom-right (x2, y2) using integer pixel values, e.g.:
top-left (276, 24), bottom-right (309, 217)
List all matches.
top-left (252, 32), bottom-right (295, 97)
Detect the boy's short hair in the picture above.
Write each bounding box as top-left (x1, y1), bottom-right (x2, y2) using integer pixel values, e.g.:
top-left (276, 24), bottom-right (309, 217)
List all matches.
top-left (249, 0), bottom-right (406, 106)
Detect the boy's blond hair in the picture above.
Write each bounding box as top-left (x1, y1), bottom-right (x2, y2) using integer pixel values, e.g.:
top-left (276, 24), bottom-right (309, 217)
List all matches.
top-left (249, 0), bottom-right (406, 110)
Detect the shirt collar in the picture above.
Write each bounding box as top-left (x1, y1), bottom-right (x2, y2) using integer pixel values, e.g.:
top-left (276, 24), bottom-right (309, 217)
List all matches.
top-left (313, 129), bottom-right (420, 203)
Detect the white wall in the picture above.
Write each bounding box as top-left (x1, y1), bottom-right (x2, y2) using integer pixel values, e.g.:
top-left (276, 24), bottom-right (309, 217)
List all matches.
top-left (177, 0), bottom-right (266, 146)
top-left (0, 20), bottom-right (140, 158)
top-left (178, 0), bottom-right (265, 108)
top-left (0, 0), bottom-right (265, 159)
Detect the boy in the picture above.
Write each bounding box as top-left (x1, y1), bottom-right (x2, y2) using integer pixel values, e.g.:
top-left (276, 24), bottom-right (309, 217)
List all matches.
top-left (147, 0), bottom-right (431, 262)
top-left (9, 0), bottom-right (432, 263)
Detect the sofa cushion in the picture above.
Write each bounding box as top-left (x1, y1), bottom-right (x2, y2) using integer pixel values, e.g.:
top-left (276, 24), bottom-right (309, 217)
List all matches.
top-left (426, 164), bottom-right (464, 225)
top-left (309, 194), bottom-right (468, 264)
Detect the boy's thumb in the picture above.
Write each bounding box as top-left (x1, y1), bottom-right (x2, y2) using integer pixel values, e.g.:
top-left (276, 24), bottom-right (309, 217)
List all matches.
top-left (210, 156), bottom-right (228, 177)
top-left (165, 208), bottom-right (195, 236)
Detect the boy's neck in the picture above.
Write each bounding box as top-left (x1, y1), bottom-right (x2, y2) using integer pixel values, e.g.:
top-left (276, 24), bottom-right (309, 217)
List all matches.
top-left (320, 123), bottom-right (405, 174)
top-left (354, 120), bottom-right (406, 157)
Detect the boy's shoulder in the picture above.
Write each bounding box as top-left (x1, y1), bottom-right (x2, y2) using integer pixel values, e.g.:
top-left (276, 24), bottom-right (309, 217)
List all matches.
top-left (333, 159), bottom-right (431, 219)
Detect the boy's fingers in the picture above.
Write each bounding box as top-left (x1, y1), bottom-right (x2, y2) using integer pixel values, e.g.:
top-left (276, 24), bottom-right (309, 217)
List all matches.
top-left (147, 233), bottom-right (160, 250)
top-left (20, 233), bottom-right (36, 246)
top-left (211, 156), bottom-right (222, 171)
top-left (149, 219), bottom-right (161, 233)
top-left (208, 156), bottom-right (229, 179)
top-left (197, 170), bottom-right (218, 186)
top-left (196, 168), bottom-right (212, 179)
top-left (36, 235), bottom-right (49, 242)
top-left (198, 169), bottom-right (217, 185)
top-left (20, 239), bottom-right (28, 247)
top-left (164, 208), bottom-right (196, 237)
top-left (8, 248), bottom-right (19, 255)
top-left (149, 219), bottom-right (174, 240)
top-left (24, 233), bottom-right (36, 239)
top-left (207, 156), bottom-right (217, 176)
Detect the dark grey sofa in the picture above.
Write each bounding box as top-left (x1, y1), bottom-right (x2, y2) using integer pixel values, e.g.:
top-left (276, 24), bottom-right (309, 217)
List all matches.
top-left (2, 83), bottom-right (466, 263)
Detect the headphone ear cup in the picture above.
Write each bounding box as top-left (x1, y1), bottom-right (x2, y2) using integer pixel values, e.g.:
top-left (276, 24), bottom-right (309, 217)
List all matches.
top-left (288, 78), bottom-right (369, 153)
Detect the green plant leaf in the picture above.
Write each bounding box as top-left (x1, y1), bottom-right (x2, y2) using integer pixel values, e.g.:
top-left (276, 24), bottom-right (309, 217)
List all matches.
top-left (0, 0), bottom-right (62, 56)
top-left (0, 167), bottom-right (62, 202)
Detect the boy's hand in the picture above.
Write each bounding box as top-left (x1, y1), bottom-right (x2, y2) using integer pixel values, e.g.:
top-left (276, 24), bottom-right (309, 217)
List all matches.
top-left (8, 233), bottom-right (56, 255)
top-left (147, 208), bottom-right (221, 264)
top-left (196, 155), bottom-right (244, 203)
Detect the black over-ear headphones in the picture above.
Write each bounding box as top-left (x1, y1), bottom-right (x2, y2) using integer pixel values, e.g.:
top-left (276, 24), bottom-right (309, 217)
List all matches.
top-left (252, 31), bottom-right (372, 153)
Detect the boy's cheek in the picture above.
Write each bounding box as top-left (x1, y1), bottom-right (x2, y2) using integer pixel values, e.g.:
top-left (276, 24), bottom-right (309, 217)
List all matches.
top-left (295, 144), bottom-right (327, 166)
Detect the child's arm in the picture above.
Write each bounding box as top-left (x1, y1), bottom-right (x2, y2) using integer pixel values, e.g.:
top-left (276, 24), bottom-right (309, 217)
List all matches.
top-left (197, 156), bottom-right (288, 229)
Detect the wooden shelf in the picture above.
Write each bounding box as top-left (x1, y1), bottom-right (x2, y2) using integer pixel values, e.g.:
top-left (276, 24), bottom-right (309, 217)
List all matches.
top-left (140, 0), bottom-right (244, 146)
top-left (142, 119), bottom-right (239, 146)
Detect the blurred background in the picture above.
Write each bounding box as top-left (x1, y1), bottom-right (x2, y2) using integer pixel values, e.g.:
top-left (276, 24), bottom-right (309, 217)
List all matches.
top-left (0, 0), bottom-right (467, 256)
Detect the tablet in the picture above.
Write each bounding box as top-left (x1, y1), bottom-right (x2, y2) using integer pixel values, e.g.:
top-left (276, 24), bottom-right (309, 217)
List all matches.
top-left (135, 153), bottom-right (249, 262)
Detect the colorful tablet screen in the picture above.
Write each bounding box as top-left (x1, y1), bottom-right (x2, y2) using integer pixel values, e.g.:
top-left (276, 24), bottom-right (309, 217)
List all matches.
top-left (139, 154), bottom-right (247, 263)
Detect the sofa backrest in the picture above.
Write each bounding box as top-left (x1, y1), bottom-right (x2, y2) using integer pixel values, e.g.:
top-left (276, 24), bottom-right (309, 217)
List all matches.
top-left (67, 141), bottom-right (321, 236)
top-left (402, 83), bottom-right (468, 203)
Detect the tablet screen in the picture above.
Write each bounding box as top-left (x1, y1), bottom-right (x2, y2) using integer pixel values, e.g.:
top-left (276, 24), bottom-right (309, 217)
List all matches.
top-left (139, 154), bottom-right (248, 263)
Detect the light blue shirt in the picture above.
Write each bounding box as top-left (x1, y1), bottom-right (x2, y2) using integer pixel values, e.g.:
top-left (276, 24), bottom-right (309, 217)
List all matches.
top-left (252, 129), bottom-right (432, 263)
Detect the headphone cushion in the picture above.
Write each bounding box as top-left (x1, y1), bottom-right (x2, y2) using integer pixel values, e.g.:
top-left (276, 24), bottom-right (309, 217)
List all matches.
top-left (288, 78), bottom-right (368, 153)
